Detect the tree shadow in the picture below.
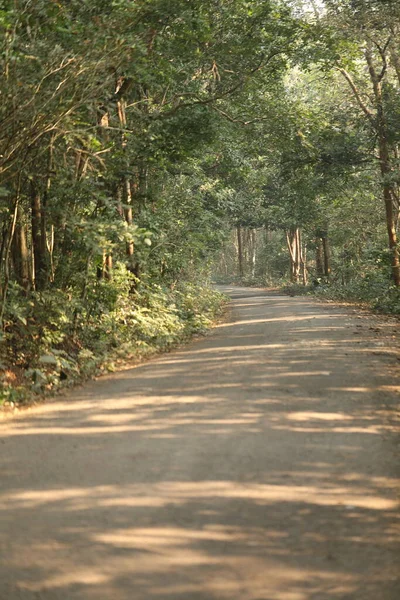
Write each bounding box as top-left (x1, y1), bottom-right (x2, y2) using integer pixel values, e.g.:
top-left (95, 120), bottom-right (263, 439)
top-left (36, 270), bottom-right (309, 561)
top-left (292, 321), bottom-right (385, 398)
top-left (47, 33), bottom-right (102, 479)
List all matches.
top-left (0, 288), bottom-right (399, 599)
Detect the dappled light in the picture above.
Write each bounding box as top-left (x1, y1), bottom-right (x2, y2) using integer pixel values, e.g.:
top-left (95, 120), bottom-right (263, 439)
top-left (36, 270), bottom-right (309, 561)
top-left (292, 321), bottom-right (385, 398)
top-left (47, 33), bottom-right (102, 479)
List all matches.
top-left (0, 288), bottom-right (399, 599)
top-left (1, 0), bottom-right (400, 593)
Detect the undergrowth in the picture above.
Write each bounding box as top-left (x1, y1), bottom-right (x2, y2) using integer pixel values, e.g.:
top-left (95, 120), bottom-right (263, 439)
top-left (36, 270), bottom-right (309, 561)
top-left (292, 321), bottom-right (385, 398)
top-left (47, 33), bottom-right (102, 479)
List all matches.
top-left (281, 275), bottom-right (400, 314)
top-left (313, 278), bottom-right (400, 314)
top-left (0, 271), bottom-right (226, 408)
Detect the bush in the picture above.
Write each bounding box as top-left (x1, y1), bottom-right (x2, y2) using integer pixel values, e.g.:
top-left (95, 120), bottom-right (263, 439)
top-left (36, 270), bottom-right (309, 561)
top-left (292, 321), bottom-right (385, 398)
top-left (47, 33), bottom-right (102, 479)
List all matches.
top-left (0, 269), bottom-right (227, 406)
top-left (314, 274), bottom-right (400, 314)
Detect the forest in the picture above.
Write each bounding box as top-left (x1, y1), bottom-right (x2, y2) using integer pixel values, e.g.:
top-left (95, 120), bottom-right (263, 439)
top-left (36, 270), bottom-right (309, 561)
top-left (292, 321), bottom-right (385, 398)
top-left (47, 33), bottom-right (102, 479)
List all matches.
top-left (1, 0), bottom-right (399, 403)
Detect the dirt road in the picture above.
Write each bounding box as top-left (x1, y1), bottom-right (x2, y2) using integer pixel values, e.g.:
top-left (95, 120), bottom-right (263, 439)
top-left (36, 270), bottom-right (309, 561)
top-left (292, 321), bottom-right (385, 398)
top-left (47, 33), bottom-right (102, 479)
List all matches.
top-left (0, 287), bottom-right (399, 600)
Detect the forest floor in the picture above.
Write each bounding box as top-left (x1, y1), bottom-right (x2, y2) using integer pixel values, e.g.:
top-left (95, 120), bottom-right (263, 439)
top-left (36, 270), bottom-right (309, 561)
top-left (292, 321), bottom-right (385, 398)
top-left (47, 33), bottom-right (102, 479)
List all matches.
top-left (0, 286), bottom-right (399, 600)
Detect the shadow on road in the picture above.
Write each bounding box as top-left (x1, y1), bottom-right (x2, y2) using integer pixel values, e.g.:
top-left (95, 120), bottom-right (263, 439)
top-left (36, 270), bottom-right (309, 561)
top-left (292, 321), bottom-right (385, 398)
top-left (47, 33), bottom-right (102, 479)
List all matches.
top-left (0, 288), bottom-right (399, 599)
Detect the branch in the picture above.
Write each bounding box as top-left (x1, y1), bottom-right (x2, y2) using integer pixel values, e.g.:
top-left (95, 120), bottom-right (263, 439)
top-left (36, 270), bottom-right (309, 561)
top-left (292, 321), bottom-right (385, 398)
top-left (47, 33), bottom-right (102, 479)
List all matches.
top-left (285, 231), bottom-right (296, 263)
top-left (365, 34), bottom-right (392, 83)
top-left (209, 104), bottom-right (275, 126)
top-left (152, 50), bottom-right (284, 118)
top-left (337, 67), bottom-right (375, 124)
top-left (371, 35), bottom-right (391, 83)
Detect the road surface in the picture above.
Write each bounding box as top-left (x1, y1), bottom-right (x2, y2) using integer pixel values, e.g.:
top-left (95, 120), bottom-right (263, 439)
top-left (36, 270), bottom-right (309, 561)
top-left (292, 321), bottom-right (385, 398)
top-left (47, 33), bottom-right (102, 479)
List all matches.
top-left (0, 286), bottom-right (399, 600)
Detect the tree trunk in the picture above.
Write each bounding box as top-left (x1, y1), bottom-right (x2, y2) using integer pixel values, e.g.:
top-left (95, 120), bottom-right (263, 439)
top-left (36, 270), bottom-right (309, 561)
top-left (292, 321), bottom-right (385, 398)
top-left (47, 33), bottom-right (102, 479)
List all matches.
top-left (44, 137), bottom-right (55, 283)
top-left (0, 197), bottom-right (19, 324)
top-left (340, 45), bottom-right (400, 286)
top-left (365, 45), bottom-right (400, 286)
top-left (250, 229), bottom-right (256, 277)
top-left (322, 235), bottom-right (331, 278)
top-left (31, 182), bottom-right (48, 290)
top-left (237, 225), bottom-right (244, 277)
top-left (12, 206), bottom-right (30, 291)
top-left (286, 228), bottom-right (300, 283)
top-left (316, 237), bottom-right (324, 279)
top-left (116, 76), bottom-right (139, 279)
top-left (302, 243), bottom-right (308, 286)
top-left (297, 229), bottom-right (307, 285)
top-left (0, 222), bottom-right (8, 297)
top-left (97, 250), bottom-right (113, 281)
top-left (105, 253), bottom-right (113, 281)
top-left (96, 100), bottom-right (113, 281)
top-left (376, 121), bottom-right (400, 285)
top-left (123, 177), bottom-right (136, 275)
top-left (390, 44), bottom-right (400, 88)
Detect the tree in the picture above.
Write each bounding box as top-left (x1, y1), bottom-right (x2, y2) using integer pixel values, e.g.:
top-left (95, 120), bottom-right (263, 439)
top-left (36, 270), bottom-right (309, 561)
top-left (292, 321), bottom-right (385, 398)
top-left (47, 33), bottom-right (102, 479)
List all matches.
top-left (317, 0), bottom-right (400, 284)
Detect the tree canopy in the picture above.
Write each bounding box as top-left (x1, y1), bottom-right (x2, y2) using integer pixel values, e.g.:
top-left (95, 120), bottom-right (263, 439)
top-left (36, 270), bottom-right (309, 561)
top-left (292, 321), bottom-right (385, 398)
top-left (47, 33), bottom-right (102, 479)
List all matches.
top-left (1, 0), bottom-right (399, 400)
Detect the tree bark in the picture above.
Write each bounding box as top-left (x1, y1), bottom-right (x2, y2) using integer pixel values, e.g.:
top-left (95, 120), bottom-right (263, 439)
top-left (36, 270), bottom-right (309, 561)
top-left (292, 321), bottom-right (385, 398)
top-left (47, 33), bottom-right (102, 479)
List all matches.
top-left (105, 253), bottom-right (113, 281)
top-left (123, 176), bottom-right (136, 274)
top-left (322, 235), bottom-right (331, 278)
top-left (96, 100), bottom-right (113, 280)
top-left (12, 206), bottom-right (30, 291)
top-left (250, 229), bottom-right (257, 278)
top-left (0, 196), bottom-right (19, 324)
top-left (389, 43), bottom-right (400, 88)
top-left (365, 44), bottom-right (400, 286)
top-left (316, 237), bottom-right (324, 279)
top-left (302, 242), bottom-right (308, 286)
top-left (286, 228), bottom-right (301, 283)
top-left (116, 76), bottom-right (139, 279)
top-left (237, 225), bottom-right (244, 277)
top-left (339, 45), bottom-right (400, 286)
top-left (297, 229), bottom-right (307, 285)
top-left (31, 182), bottom-right (48, 290)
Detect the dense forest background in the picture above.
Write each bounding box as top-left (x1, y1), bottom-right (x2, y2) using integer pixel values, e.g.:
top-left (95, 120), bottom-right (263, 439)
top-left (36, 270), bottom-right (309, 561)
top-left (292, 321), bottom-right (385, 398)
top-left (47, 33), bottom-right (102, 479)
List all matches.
top-left (1, 0), bottom-right (399, 402)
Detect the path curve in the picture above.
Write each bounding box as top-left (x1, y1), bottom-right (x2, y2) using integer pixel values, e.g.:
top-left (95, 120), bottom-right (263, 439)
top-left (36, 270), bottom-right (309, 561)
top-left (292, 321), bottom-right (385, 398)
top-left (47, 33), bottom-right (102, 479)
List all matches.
top-left (1, 287), bottom-right (399, 600)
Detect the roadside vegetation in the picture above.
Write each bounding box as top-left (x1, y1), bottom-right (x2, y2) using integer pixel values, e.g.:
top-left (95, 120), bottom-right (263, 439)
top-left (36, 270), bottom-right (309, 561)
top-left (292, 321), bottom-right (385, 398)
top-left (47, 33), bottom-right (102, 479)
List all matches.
top-left (1, 0), bottom-right (399, 405)
top-left (213, 1), bottom-right (400, 314)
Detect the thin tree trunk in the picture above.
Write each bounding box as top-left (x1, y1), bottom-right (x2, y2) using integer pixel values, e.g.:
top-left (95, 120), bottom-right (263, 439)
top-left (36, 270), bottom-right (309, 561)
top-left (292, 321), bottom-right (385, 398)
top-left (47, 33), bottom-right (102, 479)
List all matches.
top-left (31, 182), bottom-right (48, 290)
top-left (298, 229), bottom-right (307, 285)
top-left (366, 44), bottom-right (400, 285)
top-left (286, 228), bottom-right (300, 283)
top-left (302, 243), bottom-right (308, 286)
top-left (339, 46), bottom-right (400, 286)
top-left (105, 253), bottom-right (113, 281)
top-left (0, 196), bottom-right (19, 324)
top-left (242, 228), bottom-right (249, 270)
top-left (322, 235), bottom-right (331, 278)
top-left (251, 229), bottom-right (256, 277)
top-left (47, 225), bottom-right (55, 283)
top-left (116, 76), bottom-right (138, 279)
top-left (97, 250), bottom-right (113, 281)
top-left (237, 225), bottom-right (244, 277)
top-left (0, 223), bottom-right (8, 297)
top-left (316, 237), bottom-right (324, 279)
top-left (96, 101), bottom-right (113, 280)
top-left (124, 177), bottom-right (135, 274)
top-left (44, 136), bottom-right (55, 283)
top-left (12, 205), bottom-right (30, 291)
top-left (390, 43), bottom-right (400, 88)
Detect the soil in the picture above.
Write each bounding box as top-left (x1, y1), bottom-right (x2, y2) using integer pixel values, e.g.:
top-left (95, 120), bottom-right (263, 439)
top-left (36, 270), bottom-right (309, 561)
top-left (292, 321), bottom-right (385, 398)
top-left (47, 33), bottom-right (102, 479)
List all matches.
top-left (0, 286), bottom-right (399, 600)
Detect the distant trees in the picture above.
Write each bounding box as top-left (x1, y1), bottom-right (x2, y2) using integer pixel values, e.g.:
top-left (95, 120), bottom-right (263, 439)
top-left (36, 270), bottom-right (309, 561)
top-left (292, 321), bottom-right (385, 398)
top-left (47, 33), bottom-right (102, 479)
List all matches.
top-left (0, 0), bottom-right (296, 301)
top-left (1, 0), bottom-right (399, 387)
top-left (214, 1), bottom-right (400, 308)
top-left (323, 0), bottom-right (400, 284)
top-left (1, 1), bottom-right (308, 385)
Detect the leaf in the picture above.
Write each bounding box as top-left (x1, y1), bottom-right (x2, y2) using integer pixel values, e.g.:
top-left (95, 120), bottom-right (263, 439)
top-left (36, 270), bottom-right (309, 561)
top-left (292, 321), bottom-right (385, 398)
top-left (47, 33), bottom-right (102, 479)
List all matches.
top-left (26, 369), bottom-right (48, 384)
top-left (38, 354), bottom-right (58, 366)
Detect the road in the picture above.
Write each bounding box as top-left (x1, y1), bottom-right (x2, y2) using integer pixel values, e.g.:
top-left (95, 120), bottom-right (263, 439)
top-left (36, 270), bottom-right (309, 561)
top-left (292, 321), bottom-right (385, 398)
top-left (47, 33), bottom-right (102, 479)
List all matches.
top-left (0, 286), bottom-right (399, 600)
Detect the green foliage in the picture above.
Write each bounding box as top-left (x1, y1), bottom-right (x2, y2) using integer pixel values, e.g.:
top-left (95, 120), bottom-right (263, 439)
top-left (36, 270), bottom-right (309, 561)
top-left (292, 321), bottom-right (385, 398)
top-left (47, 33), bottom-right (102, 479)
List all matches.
top-left (315, 277), bottom-right (400, 314)
top-left (0, 267), bottom-right (226, 403)
top-left (1, 0), bottom-right (400, 406)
